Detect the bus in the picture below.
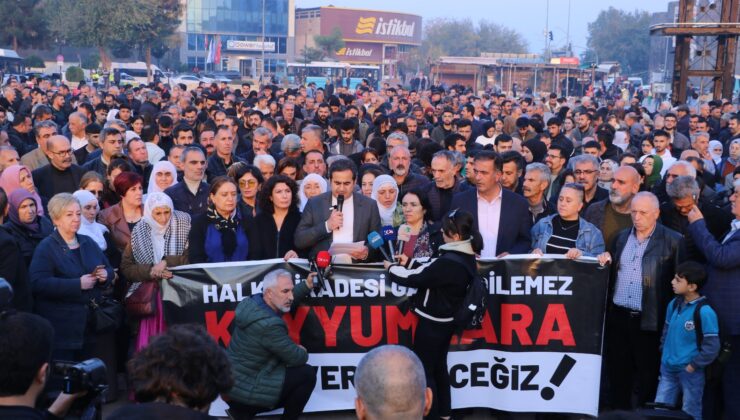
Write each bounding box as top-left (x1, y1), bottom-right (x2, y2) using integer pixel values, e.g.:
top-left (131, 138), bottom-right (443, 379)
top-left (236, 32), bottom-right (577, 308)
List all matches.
top-left (285, 61), bottom-right (380, 91)
top-left (111, 62), bottom-right (166, 85)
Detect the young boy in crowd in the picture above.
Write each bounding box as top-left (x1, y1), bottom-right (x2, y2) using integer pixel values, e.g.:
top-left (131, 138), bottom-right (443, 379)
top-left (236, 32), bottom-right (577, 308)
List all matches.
top-left (654, 261), bottom-right (720, 420)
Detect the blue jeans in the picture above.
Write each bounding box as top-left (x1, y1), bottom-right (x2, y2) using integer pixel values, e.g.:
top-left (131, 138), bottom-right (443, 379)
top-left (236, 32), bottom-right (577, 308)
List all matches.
top-left (655, 363), bottom-right (705, 420)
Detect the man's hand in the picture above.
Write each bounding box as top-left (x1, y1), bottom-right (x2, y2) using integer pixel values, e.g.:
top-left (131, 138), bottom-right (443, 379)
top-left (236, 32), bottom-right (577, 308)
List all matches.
top-left (305, 272), bottom-right (316, 289)
top-left (350, 245), bottom-right (369, 261)
top-left (531, 248), bottom-right (544, 256)
top-left (685, 364), bottom-right (695, 373)
top-left (327, 209), bottom-right (343, 231)
top-left (395, 254), bottom-right (409, 266)
top-left (687, 205), bottom-right (704, 224)
top-left (47, 391), bottom-right (87, 418)
top-left (284, 250), bottom-right (299, 260)
top-left (597, 252), bottom-right (612, 266)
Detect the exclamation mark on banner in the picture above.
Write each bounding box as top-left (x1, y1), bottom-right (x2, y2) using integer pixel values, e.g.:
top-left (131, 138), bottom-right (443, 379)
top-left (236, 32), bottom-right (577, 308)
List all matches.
top-left (540, 355), bottom-right (576, 400)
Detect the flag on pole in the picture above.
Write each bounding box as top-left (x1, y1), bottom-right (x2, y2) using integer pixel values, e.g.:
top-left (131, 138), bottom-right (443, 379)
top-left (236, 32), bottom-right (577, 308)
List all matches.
top-left (206, 37), bottom-right (215, 64)
top-left (214, 35), bottom-right (222, 64)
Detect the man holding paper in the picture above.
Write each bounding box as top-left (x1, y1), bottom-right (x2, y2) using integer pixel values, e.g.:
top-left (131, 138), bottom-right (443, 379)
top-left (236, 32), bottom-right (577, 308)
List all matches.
top-left (295, 159), bottom-right (381, 262)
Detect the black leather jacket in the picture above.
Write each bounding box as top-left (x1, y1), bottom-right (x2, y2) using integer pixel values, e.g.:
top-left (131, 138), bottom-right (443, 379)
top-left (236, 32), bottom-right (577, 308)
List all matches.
top-left (610, 223), bottom-right (685, 332)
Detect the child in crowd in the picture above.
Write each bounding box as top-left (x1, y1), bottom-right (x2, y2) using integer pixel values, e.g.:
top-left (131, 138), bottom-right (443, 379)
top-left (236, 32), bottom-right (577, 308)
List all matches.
top-left (654, 261), bottom-right (720, 420)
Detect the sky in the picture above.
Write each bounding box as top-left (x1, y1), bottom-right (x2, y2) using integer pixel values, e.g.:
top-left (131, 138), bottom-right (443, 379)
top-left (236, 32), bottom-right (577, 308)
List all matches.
top-left (295, 0), bottom-right (673, 55)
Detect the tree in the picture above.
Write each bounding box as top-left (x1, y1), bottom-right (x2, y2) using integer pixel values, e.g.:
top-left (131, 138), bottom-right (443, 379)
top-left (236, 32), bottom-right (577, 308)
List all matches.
top-left (47, 0), bottom-right (180, 76)
top-left (24, 55), bottom-right (45, 69)
top-left (299, 47), bottom-right (325, 63)
top-left (314, 27), bottom-right (345, 58)
top-left (48, 0), bottom-right (145, 70)
top-left (128, 0), bottom-right (182, 81)
top-left (81, 53), bottom-right (100, 70)
top-left (414, 18), bottom-right (528, 72)
top-left (0, 0), bottom-right (50, 50)
top-left (65, 66), bottom-right (84, 82)
top-left (586, 7), bottom-right (651, 75)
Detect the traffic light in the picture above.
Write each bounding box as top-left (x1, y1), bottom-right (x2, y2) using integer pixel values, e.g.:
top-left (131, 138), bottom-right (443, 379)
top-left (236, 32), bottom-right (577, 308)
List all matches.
top-left (549, 31), bottom-right (553, 41)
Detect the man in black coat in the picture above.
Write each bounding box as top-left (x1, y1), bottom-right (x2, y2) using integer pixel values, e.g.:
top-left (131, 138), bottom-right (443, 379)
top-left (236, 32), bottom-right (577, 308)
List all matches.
top-left (597, 192), bottom-right (685, 410)
top-left (450, 150), bottom-right (532, 258)
top-left (32, 135), bottom-right (84, 200)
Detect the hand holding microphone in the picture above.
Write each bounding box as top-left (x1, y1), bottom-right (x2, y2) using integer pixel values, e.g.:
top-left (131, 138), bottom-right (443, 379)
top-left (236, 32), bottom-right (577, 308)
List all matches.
top-left (396, 224), bottom-right (412, 259)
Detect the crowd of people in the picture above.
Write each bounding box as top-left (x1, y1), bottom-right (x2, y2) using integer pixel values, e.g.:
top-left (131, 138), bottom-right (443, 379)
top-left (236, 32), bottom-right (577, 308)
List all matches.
top-left (0, 72), bottom-right (738, 419)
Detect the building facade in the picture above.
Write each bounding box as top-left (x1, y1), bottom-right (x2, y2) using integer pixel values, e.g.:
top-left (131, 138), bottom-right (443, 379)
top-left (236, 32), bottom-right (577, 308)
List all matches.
top-left (295, 6), bottom-right (421, 81)
top-left (178, 0), bottom-right (295, 79)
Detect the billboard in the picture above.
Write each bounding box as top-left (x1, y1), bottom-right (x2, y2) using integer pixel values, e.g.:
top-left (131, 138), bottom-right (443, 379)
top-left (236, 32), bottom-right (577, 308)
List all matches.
top-left (320, 7), bottom-right (422, 45)
top-left (330, 42), bottom-right (383, 63)
top-left (225, 40), bottom-right (275, 52)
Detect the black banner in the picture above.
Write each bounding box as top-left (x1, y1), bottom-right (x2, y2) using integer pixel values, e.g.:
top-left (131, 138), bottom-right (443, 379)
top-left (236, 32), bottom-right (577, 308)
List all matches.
top-left (164, 256), bottom-right (609, 415)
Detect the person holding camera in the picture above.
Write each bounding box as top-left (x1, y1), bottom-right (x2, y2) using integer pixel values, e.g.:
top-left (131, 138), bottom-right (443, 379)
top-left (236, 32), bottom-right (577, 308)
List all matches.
top-left (0, 310), bottom-right (83, 419)
top-left (28, 193), bottom-right (115, 362)
top-left (385, 209), bottom-right (482, 420)
top-left (225, 269), bottom-right (318, 420)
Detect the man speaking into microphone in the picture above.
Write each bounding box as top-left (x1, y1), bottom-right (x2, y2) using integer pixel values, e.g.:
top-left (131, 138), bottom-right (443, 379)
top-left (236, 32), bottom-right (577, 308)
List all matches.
top-left (295, 159), bottom-right (381, 262)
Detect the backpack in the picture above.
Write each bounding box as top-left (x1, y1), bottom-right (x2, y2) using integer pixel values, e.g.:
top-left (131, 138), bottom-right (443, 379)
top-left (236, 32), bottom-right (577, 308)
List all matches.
top-left (669, 297), bottom-right (732, 382)
top-left (445, 252), bottom-right (488, 331)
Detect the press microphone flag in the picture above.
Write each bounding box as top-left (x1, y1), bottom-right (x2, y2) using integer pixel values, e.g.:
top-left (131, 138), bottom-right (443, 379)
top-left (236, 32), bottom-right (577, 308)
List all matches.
top-left (381, 225), bottom-right (396, 259)
top-left (396, 223), bottom-right (412, 255)
top-left (367, 231), bottom-right (392, 261)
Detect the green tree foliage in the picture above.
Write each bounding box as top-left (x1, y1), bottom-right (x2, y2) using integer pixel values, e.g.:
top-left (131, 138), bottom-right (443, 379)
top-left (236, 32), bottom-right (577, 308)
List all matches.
top-left (81, 53), bottom-right (100, 70)
top-left (65, 66), bottom-right (84, 82)
top-left (0, 0), bottom-right (50, 50)
top-left (24, 55), bottom-right (45, 69)
top-left (299, 47), bottom-right (325, 63)
top-left (128, 0), bottom-right (182, 81)
top-left (314, 27), bottom-right (345, 58)
top-left (47, 0), bottom-right (180, 75)
top-left (586, 7), bottom-right (651, 75)
top-left (421, 18), bottom-right (528, 60)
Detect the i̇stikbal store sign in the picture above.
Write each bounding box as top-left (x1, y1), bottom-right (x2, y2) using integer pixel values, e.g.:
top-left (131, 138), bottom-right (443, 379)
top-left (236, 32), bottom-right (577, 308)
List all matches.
top-left (319, 7), bottom-right (422, 45)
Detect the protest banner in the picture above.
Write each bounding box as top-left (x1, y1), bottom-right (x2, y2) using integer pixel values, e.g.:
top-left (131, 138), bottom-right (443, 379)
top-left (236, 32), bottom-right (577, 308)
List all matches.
top-left (164, 256), bottom-right (609, 416)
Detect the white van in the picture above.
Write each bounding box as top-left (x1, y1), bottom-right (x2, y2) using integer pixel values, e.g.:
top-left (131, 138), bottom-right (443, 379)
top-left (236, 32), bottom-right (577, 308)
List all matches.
top-left (111, 62), bottom-right (166, 85)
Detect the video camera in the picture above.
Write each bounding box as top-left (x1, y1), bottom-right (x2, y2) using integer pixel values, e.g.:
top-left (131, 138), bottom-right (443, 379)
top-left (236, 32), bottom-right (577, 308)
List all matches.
top-left (1, 278), bottom-right (109, 420)
top-left (51, 359), bottom-right (108, 395)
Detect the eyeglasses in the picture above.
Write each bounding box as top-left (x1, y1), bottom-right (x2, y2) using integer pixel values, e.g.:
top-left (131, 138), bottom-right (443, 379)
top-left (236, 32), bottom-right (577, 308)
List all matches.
top-left (50, 149), bottom-right (73, 156)
top-left (239, 179), bottom-right (259, 188)
top-left (88, 189), bottom-right (103, 196)
top-left (573, 169), bottom-right (598, 176)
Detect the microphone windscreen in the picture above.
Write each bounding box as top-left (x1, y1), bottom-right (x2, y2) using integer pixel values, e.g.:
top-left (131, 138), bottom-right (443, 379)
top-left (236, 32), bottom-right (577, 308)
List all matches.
top-left (397, 224), bottom-right (412, 242)
top-left (367, 231), bottom-right (384, 249)
top-left (316, 251), bottom-right (332, 268)
top-left (381, 225), bottom-right (396, 241)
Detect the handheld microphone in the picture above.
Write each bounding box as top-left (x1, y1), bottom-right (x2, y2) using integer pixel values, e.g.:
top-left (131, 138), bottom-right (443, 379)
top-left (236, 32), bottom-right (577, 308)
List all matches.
top-left (336, 194), bottom-right (344, 212)
top-left (313, 250), bottom-right (331, 292)
top-left (396, 223), bottom-right (412, 255)
top-left (381, 225), bottom-right (396, 260)
top-left (367, 231), bottom-right (392, 261)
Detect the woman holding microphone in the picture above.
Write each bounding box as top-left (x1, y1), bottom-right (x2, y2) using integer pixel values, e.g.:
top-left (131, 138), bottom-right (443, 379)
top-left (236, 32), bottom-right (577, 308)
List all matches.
top-left (385, 208), bottom-right (482, 420)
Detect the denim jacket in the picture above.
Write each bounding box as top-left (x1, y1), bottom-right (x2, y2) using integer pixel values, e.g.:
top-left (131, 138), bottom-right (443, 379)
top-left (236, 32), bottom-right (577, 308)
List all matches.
top-left (531, 214), bottom-right (605, 257)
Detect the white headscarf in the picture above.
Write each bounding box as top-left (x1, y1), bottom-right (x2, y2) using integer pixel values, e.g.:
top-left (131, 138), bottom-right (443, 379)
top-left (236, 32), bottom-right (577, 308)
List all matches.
top-left (371, 174), bottom-right (399, 226)
top-left (143, 192), bottom-right (175, 262)
top-left (73, 189), bottom-right (108, 251)
top-left (298, 173), bottom-right (328, 211)
top-left (709, 140), bottom-right (723, 165)
top-left (147, 161), bottom-right (179, 194)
